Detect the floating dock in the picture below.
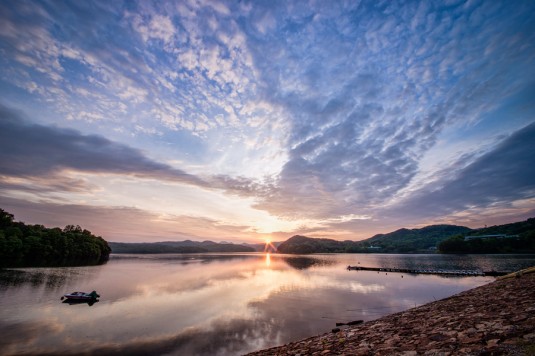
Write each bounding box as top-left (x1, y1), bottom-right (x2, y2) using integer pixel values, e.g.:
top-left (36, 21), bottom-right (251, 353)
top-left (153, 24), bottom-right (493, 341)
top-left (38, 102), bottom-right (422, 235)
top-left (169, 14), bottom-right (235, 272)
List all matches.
top-left (347, 265), bottom-right (507, 277)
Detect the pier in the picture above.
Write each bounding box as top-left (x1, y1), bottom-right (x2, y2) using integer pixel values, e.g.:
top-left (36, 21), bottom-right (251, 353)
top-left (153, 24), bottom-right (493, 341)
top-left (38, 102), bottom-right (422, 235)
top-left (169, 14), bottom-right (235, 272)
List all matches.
top-left (346, 265), bottom-right (507, 277)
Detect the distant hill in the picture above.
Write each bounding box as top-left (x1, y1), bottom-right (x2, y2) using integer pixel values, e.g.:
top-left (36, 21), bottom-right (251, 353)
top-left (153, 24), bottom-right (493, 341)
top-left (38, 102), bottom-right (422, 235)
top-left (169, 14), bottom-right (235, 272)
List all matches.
top-left (278, 218), bottom-right (535, 255)
top-left (277, 225), bottom-right (471, 254)
top-left (438, 218), bottom-right (535, 253)
top-left (109, 240), bottom-right (255, 254)
top-left (467, 218), bottom-right (535, 237)
top-left (109, 217), bottom-right (535, 255)
top-left (362, 225), bottom-right (472, 253)
top-left (277, 235), bottom-right (361, 254)
top-left (242, 241), bottom-right (283, 252)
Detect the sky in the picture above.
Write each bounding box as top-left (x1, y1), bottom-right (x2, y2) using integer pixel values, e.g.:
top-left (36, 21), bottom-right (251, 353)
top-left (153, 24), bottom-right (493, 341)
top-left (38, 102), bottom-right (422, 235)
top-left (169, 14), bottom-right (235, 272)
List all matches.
top-left (0, 0), bottom-right (534, 243)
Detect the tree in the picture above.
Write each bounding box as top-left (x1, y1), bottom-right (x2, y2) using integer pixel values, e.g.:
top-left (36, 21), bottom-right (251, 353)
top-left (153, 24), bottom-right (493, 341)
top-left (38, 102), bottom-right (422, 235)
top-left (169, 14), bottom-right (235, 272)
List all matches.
top-left (0, 209), bottom-right (111, 268)
top-left (438, 235), bottom-right (467, 253)
top-left (0, 209), bottom-right (14, 228)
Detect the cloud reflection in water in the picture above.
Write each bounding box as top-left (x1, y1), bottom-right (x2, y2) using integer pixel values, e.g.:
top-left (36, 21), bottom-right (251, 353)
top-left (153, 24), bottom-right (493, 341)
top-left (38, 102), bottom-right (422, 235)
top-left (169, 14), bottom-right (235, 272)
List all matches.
top-left (1, 253), bottom-right (520, 355)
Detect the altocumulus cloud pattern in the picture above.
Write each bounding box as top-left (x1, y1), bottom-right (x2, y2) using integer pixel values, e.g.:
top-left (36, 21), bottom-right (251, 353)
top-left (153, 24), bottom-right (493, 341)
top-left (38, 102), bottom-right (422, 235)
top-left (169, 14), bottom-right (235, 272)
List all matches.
top-left (0, 0), bottom-right (534, 242)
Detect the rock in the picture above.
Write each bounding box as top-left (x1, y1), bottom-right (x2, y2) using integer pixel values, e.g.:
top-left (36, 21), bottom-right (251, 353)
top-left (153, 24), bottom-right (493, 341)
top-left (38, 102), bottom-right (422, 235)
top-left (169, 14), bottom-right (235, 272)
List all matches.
top-left (458, 335), bottom-right (481, 344)
top-left (511, 315), bottom-right (527, 322)
top-left (465, 327), bottom-right (477, 334)
top-left (355, 347), bottom-right (370, 354)
top-left (429, 334), bottom-right (448, 342)
top-left (486, 339), bottom-right (500, 347)
top-left (501, 337), bottom-right (523, 345)
top-left (246, 274), bottom-right (535, 356)
top-left (346, 320), bottom-right (364, 326)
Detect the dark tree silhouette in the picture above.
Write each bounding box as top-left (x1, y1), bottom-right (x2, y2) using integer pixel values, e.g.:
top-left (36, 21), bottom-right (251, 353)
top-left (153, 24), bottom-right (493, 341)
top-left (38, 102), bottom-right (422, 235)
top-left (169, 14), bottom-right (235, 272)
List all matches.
top-left (0, 209), bottom-right (111, 268)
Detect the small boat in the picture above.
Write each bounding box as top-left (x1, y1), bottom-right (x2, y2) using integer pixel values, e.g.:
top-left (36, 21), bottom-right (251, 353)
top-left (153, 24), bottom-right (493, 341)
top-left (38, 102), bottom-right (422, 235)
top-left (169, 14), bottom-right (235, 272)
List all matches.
top-left (61, 291), bottom-right (100, 301)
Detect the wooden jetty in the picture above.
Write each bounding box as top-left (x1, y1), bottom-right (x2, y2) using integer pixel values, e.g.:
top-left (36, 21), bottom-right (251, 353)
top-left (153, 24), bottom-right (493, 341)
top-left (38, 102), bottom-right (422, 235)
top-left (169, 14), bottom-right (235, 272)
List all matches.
top-left (347, 265), bottom-right (507, 277)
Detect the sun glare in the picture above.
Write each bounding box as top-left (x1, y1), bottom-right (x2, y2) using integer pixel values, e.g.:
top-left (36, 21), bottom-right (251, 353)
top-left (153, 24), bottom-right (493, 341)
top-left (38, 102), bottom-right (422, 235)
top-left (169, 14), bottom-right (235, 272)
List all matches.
top-left (263, 237), bottom-right (277, 253)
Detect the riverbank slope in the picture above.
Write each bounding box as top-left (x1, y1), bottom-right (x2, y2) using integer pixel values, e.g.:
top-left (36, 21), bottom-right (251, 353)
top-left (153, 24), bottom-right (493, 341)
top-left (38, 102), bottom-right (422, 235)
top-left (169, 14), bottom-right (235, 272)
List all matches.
top-left (248, 270), bottom-right (535, 355)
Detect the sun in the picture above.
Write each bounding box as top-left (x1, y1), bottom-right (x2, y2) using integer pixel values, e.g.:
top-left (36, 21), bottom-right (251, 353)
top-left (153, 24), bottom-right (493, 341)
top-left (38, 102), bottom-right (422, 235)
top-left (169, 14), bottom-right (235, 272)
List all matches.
top-left (263, 237), bottom-right (277, 253)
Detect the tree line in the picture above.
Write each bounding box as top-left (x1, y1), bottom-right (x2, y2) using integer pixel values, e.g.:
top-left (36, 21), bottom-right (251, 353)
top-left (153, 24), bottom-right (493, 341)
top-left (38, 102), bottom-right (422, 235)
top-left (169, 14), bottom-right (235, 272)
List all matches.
top-left (0, 209), bottom-right (111, 268)
top-left (438, 218), bottom-right (535, 253)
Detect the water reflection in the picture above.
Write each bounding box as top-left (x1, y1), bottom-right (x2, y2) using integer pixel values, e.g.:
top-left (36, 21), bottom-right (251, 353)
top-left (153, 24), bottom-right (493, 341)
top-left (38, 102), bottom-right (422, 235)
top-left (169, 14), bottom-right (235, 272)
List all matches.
top-left (0, 253), bottom-right (533, 355)
top-left (62, 299), bottom-right (100, 306)
top-left (282, 256), bottom-right (335, 270)
top-left (0, 269), bottom-right (70, 289)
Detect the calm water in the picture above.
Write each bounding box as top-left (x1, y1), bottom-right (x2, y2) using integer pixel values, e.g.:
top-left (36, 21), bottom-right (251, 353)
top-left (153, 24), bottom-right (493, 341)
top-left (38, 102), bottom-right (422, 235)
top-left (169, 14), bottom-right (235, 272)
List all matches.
top-left (1, 253), bottom-right (534, 356)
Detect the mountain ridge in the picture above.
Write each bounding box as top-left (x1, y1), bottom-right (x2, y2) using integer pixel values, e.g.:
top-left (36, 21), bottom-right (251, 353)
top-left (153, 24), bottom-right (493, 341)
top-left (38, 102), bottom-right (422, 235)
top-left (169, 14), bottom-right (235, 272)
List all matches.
top-left (278, 218), bottom-right (535, 254)
top-left (108, 217), bottom-right (535, 254)
top-left (109, 240), bottom-right (255, 254)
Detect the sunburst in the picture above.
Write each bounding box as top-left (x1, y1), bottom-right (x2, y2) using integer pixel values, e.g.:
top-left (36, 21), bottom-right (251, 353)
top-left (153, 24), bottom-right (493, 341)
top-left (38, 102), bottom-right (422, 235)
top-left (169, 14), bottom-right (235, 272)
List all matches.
top-left (263, 238), bottom-right (277, 253)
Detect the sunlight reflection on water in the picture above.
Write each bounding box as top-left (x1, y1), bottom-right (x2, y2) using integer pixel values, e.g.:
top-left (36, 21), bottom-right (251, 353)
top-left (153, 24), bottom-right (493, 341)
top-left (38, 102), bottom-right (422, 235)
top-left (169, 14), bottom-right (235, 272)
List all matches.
top-left (0, 253), bottom-right (534, 355)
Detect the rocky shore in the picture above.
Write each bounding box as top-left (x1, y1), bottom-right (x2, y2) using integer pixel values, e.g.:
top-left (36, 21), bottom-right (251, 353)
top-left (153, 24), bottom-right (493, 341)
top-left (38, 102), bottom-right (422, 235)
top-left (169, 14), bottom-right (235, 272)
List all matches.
top-left (247, 269), bottom-right (535, 355)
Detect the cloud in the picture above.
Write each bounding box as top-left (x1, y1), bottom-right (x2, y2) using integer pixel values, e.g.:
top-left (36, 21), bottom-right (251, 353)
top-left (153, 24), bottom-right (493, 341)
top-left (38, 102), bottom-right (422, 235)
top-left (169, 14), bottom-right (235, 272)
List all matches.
top-left (0, 175), bottom-right (96, 196)
top-left (0, 320), bottom-right (65, 355)
top-left (0, 196), bottom-right (257, 242)
top-left (0, 0), bottom-right (290, 180)
top-left (0, 316), bottom-right (274, 356)
top-left (1, 0), bottom-right (534, 237)
top-left (132, 14), bottom-right (176, 45)
top-left (241, 0), bottom-right (535, 224)
top-left (0, 106), bottom-right (283, 238)
top-left (387, 122), bottom-right (535, 222)
top-left (0, 104), bottom-right (204, 186)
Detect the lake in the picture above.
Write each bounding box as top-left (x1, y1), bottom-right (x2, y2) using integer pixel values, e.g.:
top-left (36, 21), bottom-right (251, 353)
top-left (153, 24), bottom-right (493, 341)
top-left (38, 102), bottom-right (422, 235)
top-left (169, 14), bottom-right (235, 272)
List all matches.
top-left (1, 253), bottom-right (534, 355)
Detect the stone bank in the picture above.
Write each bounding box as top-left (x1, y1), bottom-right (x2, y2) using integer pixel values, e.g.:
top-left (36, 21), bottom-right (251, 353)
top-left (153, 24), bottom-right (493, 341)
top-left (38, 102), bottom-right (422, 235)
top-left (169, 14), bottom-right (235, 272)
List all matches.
top-left (247, 270), bottom-right (535, 355)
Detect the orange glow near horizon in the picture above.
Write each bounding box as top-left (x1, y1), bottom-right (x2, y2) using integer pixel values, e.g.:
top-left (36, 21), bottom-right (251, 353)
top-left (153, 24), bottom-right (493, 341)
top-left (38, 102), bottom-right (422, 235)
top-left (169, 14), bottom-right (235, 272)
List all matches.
top-left (263, 238), bottom-right (277, 253)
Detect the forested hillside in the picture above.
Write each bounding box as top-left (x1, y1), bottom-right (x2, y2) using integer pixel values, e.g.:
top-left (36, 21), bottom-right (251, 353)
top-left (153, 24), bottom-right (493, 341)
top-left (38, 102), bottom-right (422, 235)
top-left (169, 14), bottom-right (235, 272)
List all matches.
top-left (438, 218), bottom-right (535, 253)
top-left (277, 219), bottom-right (535, 254)
top-left (363, 225), bottom-right (472, 253)
top-left (277, 235), bottom-right (362, 254)
top-left (277, 226), bottom-right (471, 254)
top-left (0, 209), bottom-right (111, 267)
top-left (109, 240), bottom-right (255, 253)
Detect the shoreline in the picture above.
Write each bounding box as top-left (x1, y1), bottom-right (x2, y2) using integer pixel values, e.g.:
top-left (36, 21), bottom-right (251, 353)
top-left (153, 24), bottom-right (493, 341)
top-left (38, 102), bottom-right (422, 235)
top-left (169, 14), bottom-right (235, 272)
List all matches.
top-left (247, 269), bottom-right (535, 355)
